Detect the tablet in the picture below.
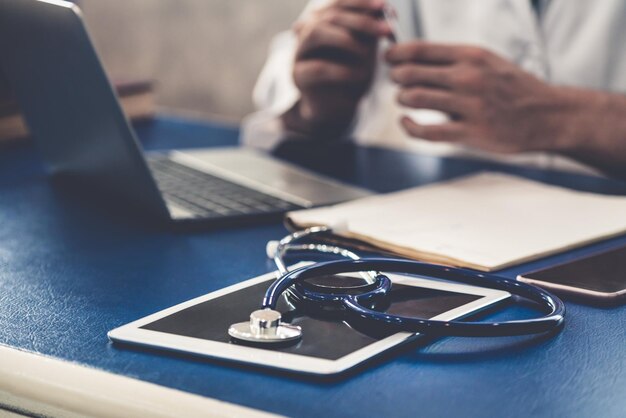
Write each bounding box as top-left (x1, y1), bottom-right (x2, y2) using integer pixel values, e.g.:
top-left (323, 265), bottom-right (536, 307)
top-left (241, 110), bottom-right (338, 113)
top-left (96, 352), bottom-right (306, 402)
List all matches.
top-left (109, 268), bottom-right (509, 375)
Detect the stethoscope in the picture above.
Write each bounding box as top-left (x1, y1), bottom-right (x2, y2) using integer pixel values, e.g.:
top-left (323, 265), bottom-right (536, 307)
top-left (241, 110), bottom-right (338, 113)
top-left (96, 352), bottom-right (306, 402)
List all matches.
top-left (228, 227), bottom-right (566, 345)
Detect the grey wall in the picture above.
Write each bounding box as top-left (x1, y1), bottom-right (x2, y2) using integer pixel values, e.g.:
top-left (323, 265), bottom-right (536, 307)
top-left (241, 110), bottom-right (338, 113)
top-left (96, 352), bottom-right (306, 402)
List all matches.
top-left (81, 1), bottom-right (308, 121)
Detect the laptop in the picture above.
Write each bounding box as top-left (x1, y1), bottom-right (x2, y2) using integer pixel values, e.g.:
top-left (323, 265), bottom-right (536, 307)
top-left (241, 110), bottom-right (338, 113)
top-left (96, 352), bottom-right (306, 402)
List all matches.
top-left (0, 0), bottom-right (370, 225)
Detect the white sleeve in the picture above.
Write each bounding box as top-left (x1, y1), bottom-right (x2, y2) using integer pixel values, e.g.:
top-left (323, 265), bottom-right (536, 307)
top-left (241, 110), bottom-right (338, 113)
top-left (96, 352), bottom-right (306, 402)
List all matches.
top-left (240, 30), bottom-right (300, 150)
top-left (240, 0), bottom-right (332, 150)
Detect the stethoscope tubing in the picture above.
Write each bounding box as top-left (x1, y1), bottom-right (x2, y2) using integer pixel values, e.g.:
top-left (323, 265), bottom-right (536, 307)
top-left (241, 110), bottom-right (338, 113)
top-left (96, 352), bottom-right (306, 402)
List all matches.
top-left (262, 258), bottom-right (565, 337)
top-left (269, 226), bottom-right (377, 285)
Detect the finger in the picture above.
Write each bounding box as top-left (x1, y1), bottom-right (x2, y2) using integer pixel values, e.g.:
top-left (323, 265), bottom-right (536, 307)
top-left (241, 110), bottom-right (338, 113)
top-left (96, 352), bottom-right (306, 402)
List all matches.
top-left (386, 41), bottom-right (462, 65)
top-left (294, 60), bottom-right (370, 89)
top-left (300, 0), bottom-right (384, 29)
top-left (297, 24), bottom-right (372, 61)
top-left (390, 64), bottom-right (454, 89)
top-left (401, 117), bottom-right (467, 142)
top-left (334, 0), bottom-right (385, 13)
top-left (319, 8), bottom-right (391, 38)
top-left (397, 87), bottom-right (463, 114)
top-left (292, 20), bottom-right (305, 35)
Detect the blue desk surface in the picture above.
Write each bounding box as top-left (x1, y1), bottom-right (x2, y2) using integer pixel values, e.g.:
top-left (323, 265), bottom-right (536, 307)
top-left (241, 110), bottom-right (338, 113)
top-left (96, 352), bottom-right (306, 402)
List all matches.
top-left (1, 116), bottom-right (625, 418)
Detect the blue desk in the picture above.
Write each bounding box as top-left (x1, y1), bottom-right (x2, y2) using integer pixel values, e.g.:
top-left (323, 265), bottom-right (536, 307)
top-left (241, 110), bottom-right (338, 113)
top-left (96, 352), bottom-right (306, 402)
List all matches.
top-left (1, 116), bottom-right (625, 417)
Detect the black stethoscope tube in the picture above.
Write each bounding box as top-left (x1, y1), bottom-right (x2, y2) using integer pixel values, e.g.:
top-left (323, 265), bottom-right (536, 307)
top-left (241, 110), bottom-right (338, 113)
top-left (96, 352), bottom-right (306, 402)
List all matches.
top-left (262, 258), bottom-right (565, 337)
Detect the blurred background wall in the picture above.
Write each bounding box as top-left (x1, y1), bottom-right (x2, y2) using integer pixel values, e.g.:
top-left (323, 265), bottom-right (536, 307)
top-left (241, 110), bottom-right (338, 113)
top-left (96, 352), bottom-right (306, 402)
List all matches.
top-left (81, 0), bottom-right (308, 122)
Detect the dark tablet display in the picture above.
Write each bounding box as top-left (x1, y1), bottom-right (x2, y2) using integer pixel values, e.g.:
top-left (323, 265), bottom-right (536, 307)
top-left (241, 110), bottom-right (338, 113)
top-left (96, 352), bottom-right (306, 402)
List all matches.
top-left (141, 279), bottom-right (480, 361)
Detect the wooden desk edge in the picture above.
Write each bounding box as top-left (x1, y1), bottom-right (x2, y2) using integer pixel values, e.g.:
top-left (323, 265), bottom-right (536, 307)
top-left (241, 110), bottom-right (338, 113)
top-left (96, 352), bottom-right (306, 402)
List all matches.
top-left (0, 345), bottom-right (280, 418)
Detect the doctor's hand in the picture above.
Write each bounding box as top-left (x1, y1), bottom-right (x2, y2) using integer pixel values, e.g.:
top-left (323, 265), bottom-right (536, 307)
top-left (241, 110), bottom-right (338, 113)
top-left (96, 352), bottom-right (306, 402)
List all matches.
top-left (385, 42), bottom-right (570, 154)
top-left (282, 0), bottom-right (391, 136)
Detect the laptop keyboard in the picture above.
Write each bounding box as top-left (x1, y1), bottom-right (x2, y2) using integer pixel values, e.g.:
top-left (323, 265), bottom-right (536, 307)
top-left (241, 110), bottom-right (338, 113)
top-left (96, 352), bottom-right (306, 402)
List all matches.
top-left (147, 157), bottom-right (303, 219)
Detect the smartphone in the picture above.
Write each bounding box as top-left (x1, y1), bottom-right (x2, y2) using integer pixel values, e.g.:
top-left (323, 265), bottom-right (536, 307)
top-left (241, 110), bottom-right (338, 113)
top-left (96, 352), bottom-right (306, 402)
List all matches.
top-left (383, 2), bottom-right (409, 44)
top-left (383, 2), bottom-right (450, 126)
top-left (518, 246), bottom-right (626, 304)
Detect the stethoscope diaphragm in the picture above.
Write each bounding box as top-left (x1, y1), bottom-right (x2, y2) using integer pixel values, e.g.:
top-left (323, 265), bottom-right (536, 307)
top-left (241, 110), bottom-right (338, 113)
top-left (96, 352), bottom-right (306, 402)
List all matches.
top-left (228, 309), bottom-right (302, 344)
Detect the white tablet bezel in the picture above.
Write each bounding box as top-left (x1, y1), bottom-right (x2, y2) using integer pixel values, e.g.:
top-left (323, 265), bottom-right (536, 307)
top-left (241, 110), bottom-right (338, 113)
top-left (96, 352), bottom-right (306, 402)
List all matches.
top-left (109, 266), bottom-right (509, 375)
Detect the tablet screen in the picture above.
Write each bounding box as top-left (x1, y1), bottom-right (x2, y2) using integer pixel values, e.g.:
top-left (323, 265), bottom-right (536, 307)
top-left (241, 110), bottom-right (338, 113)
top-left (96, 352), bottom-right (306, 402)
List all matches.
top-left (140, 279), bottom-right (481, 361)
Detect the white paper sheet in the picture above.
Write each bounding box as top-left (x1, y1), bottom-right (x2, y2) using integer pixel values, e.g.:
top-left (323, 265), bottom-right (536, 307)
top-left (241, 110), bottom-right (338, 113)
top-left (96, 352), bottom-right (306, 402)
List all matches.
top-left (286, 173), bottom-right (626, 271)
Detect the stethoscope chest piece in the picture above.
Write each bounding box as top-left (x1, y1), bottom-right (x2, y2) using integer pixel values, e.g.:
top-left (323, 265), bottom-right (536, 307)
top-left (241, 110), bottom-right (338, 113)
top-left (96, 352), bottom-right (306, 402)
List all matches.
top-left (228, 309), bottom-right (302, 344)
